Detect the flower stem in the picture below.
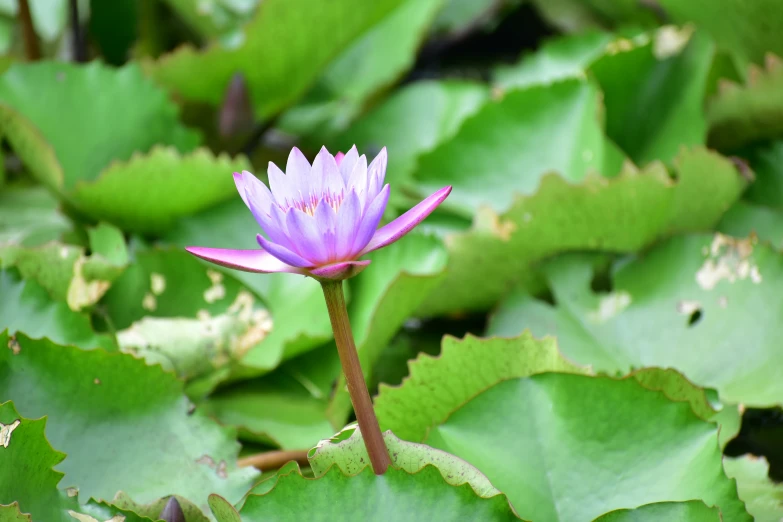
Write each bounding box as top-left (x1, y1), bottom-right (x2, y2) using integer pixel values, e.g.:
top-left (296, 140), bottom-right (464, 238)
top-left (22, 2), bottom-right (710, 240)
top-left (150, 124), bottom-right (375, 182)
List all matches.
top-left (320, 280), bottom-right (390, 475)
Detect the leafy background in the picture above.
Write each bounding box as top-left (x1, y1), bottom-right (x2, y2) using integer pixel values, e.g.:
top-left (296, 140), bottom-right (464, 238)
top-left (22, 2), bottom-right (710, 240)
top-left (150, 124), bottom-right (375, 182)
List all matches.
top-left (1, 0), bottom-right (782, 520)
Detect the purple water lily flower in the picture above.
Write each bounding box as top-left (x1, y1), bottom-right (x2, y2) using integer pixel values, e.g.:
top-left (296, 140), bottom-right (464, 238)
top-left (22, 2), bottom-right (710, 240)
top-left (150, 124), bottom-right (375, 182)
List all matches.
top-left (186, 146), bottom-right (451, 281)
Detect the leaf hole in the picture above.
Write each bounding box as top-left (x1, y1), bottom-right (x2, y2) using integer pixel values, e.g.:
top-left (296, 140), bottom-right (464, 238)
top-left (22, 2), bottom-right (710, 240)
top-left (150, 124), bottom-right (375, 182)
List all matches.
top-left (687, 309), bottom-right (702, 327)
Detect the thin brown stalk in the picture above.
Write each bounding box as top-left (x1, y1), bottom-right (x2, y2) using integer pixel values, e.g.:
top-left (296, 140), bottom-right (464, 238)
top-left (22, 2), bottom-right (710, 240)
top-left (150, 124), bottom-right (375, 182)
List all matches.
top-left (238, 449), bottom-right (310, 471)
top-left (320, 280), bottom-right (391, 475)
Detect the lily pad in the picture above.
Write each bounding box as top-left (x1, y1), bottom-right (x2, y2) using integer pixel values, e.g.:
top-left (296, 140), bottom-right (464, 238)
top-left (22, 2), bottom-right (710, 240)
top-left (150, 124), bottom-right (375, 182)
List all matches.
top-left (147, 0), bottom-right (406, 118)
top-left (593, 501), bottom-right (721, 521)
top-left (374, 333), bottom-right (588, 442)
top-left (0, 271), bottom-right (113, 350)
top-left (237, 465), bottom-right (521, 521)
top-left (413, 78), bottom-right (605, 215)
top-left (417, 147), bottom-right (745, 315)
top-left (487, 234), bottom-right (783, 406)
top-left (590, 28), bottom-right (713, 164)
top-left (0, 62), bottom-right (199, 194)
top-left (494, 31), bottom-right (612, 89)
top-left (280, 0), bottom-right (446, 138)
top-left (0, 332), bottom-right (258, 512)
top-left (309, 427), bottom-right (503, 500)
top-left (707, 54), bottom-right (783, 150)
top-left (71, 147), bottom-right (250, 234)
top-left (332, 80), bottom-right (489, 186)
top-left (718, 200), bottom-right (783, 249)
top-left (0, 186), bottom-right (72, 247)
top-left (657, 0), bottom-right (783, 64)
top-left (424, 374), bottom-right (748, 521)
top-left (0, 401), bottom-right (154, 522)
top-left (724, 456), bottom-right (783, 522)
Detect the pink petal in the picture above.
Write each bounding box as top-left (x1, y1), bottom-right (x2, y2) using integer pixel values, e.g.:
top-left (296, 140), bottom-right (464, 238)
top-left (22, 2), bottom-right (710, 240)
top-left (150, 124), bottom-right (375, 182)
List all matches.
top-left (360, 186), bottom-right (451, 256)
top-left (256, 234), bottom-right (313, 268)
top-left (338, 146), bottom-right (359, 183)
top-left (351, 184), bottom-right (390, 255)
top-left (309, 260), bottom-right (371, 280)
top-left (335, 151), bottom-right (345, 165)
top-left (366, 147), bottom-right (387, 200)
top-left (185, 246), bottom-right (303, 274)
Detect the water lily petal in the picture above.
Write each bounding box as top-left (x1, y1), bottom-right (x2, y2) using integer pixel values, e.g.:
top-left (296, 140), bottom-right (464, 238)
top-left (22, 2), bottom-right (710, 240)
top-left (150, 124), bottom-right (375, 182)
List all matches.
top-left (284, 146), bottom-right (310, 198)
top-left (233, 172), bottom-right (250, 208)
top-left (360, 186), bottom-right (452, 256)
top-left (309, 260), bottom-right (371, 280)
top-left (268, 161), bottom-right (295, 208)
top-left (315, 200), bottom-right (338, 261)
top-left (286, 208), bottom-right (329, 264)
top-left (352, 184), bottom-right (390, 255)
top-left (243, 184), bottom-right (293, 249)
top-left (338, 145), bottom-right (359, 184)
top-left (347, 154), bottom-right (369, 206)
top-left (311, 146), bottom-right (344, 197)
top-left (256, 234), bottom-right (313, 268)
top-left (367, 147), bottom-right (387, 200)
top-left (185, 246), bottom-right (303, 274)
top-left (335, 190), bottom-right (360, 259)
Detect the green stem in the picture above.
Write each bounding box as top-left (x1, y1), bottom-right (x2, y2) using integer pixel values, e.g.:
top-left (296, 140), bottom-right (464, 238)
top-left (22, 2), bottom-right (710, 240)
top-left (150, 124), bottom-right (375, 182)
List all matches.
top-left (320, 280), bottom-right (390, 475)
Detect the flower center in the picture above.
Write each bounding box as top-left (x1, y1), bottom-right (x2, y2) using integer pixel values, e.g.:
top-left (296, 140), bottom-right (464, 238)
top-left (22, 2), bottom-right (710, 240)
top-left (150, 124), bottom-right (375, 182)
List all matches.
top-left (285, 190), bottom-right (344, 216)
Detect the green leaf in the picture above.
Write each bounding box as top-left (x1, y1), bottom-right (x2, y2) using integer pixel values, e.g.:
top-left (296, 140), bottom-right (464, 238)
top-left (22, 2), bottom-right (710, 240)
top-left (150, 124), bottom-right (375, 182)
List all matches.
top-left (657, 0), bottom-right (783, 65)
top-left (592, 501), bottom-right (721, 521)
top-left (742, 141), bottom-right (783, 209)
top-left (494, 31), bottom-right (613, 89)
top-left (237, 465), bottom-right (521, 521)
top-left (718, 201), bottom-right (783, 250)
top-left (0, 503), bottom-right (31, 522)
top-left (332, 80), bottom-right (489, 186)
top-left (327, 233), bottom-right (448, 425)
top-left (0, 186), bottom-right (72, 247)
top-left (374, 333), bottom-right (588, 442)
top-left (280, 0), bottom-right (446, 137)
top-left (147, 0), bottom-right (406, 118)
top-left (0, 401), bottom-right (67, 521)
top-left (707, 55), bottom-right (783, 150)
top-left (70, 147), bottom-right (250, 234)
top-left (424, 374), bottom-right (749, 521)
top-left (590, 28), bottom-right (713, 164)
top-left (0, 239), bottom-right (127, 312)
top-left (417, 147), bottom-right (746, 315)
top-left (207, 494), bottom-right (241, 522)
top-left (724, 456), bottom-right (783, 522)
top-left (161, 0), bottom-right (259, 39)
top-left (413, 78), bottom-right (605, 215)
top-left (0, 62), bottom-right (199, 194)
top-left (488, 234), bottom-right (783, 406)
top-left (431, 0), bottom-right (498, 35)
top-left (200, 356), bottom-right (337, 449)
top-left (530, 0), bottom-right (659, 33)
top-left (309, 427), bottom-right (503, 500)
top-left (0, 332), bottom-right (258, 512)
top-left (0, 271), bottom-right (113, 349)
top-left (0, 401), bottom-right (157, 522)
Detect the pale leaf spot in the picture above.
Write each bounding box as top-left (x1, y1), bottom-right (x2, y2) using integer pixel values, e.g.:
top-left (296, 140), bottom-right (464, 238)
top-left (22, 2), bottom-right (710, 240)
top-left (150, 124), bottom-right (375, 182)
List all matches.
top-left (0, 420), bottom-right (21, 448)
top-left (142, 293), bottom-right (157, 311)
top-left (66, 487), bottom-right (79, 497)
top-left (7, 336), bottom-right (20, 355)
top-left (676, 300), bottom-right (701, 316)
top-left (588, 292), bottom-right (632, 323)
top-left (150, 273), bottom-right (166, 295)
top-left (696, 234), bottom-right (761, 290)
